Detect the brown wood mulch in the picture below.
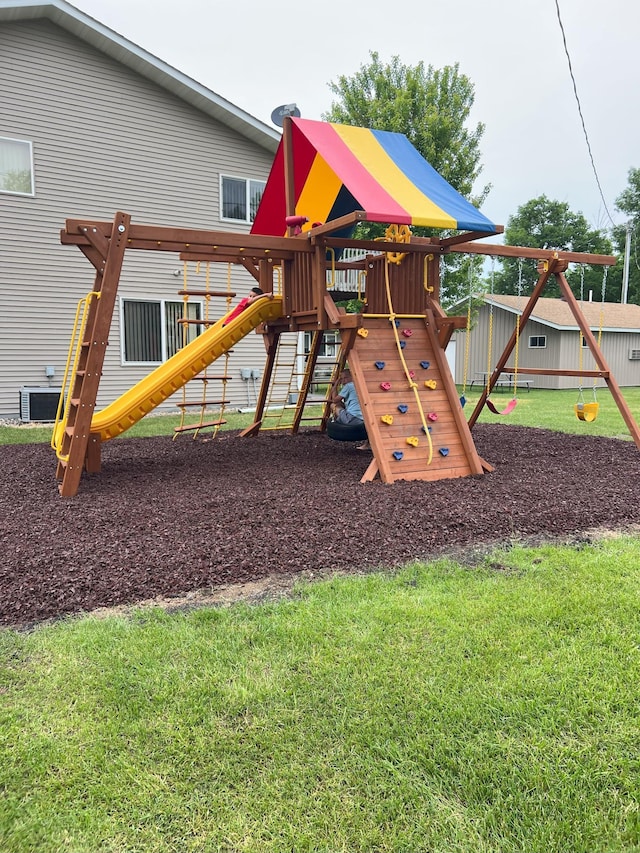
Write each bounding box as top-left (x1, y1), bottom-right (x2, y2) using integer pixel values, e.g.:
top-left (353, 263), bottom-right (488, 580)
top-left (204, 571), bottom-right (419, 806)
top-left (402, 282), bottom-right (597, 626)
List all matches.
top-left (2, 424), bottom-right (639, 630)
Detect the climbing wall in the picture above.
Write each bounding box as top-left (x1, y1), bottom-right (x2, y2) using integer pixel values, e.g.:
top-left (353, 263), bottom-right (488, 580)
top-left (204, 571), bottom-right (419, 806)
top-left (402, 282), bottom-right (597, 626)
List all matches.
top-left (347, 314), bottom-right (486, 483)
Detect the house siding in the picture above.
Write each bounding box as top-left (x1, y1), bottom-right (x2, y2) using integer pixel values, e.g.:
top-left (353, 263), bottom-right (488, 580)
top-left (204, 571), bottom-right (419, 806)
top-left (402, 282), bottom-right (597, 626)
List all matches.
top-left (0, 19), bottom-right (275, 418)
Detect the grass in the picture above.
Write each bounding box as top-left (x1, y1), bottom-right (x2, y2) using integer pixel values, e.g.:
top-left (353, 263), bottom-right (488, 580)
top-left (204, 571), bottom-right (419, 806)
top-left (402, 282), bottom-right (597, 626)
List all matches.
top-left (2, 386), bottom-right (640, 445)
top-left (2, 539), bottom-right (640, 851)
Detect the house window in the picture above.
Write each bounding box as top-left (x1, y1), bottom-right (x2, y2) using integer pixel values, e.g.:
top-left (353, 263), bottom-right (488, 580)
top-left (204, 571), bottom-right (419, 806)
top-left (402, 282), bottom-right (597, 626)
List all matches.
top-left (529, 335), bottom-right (547, 349)
top-left (303, 330), bottom-right (340, 358)
top-left (0, 137), bottom-right (34, 195)
top-left (221, 175), bottom-right (265, 223)
top-left (122, 299), bottom-right (202, 364)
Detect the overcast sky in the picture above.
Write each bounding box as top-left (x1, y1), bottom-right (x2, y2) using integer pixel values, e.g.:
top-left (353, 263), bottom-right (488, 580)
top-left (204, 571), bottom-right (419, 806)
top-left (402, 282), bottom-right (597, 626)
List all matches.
top-left (73, 0), bottom-right (638, 234)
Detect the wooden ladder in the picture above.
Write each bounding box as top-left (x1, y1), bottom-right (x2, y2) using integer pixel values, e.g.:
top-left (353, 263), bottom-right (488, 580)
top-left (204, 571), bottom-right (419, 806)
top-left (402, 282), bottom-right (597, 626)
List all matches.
top-left (56, 212), bottom-right (130, 497)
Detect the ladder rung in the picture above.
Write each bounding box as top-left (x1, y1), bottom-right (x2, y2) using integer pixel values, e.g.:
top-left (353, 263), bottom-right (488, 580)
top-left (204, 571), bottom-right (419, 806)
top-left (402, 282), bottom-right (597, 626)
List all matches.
top-left (177, 400), bottom-right (229, 408)
top-left (177, 290), bottom-right (237, 298)
top-left (173, 420), bottom-right (227, 433)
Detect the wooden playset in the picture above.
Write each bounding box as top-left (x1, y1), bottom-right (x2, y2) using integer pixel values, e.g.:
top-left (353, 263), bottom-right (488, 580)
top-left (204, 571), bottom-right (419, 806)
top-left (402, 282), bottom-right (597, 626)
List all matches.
top-left (52, 117), bottom-right (640, 496)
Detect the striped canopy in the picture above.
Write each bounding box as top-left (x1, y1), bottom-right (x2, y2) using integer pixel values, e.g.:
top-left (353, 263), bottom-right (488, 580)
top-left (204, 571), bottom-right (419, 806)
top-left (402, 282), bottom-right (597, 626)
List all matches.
top-left (251, 117), bottom-right (497, 236)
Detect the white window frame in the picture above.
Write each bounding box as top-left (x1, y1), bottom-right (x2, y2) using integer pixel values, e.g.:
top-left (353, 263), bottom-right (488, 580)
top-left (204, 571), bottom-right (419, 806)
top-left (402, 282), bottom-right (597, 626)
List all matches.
top-left (0, 136), bottom-right (35, 196)
top-left (120, 298), bottom-right (203, 366)
top-left (528, 335), bottom-right (547, 349)
top-left (220, 174), bottom-right (265, 224)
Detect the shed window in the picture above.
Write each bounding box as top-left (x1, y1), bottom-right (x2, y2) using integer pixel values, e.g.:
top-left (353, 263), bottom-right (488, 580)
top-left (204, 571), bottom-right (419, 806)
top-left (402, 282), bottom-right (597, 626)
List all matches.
top-left (528, 335), bottom-right (547, 349)
top-left (121, 299), bottom-right (202, 364)
top-left (221, 175), bottom-right (265, 223)
top-left (0, 137), bottom-right (34, 195)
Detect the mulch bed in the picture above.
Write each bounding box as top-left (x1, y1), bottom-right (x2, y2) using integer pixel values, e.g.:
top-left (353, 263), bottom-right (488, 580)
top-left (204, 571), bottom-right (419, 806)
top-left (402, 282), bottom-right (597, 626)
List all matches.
top-left (2, 424), bottom-right (639, 629)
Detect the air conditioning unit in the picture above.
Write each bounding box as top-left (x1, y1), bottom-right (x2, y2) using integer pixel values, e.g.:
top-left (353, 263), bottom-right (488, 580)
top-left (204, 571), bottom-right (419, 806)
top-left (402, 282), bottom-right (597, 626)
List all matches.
top-left (19, 387), bottom-right (63, 422)
top-left (629, 350), bottom-right (640, 361)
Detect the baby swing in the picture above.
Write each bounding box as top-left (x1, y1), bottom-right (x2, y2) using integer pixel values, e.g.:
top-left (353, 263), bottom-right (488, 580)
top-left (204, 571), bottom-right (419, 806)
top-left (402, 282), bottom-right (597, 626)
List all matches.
top-left (574, 266), bottom-right (607, 423)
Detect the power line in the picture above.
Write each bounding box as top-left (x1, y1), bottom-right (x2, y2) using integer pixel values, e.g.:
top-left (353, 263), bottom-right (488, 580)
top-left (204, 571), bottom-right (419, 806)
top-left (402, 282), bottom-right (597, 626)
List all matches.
top-left (554, 0), bottom-right (616, 229)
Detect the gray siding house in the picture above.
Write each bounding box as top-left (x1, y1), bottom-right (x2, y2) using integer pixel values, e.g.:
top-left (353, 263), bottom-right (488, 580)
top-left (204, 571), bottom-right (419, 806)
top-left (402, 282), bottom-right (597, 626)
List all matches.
top-left (454, 295), bottom-right (640, 390)
top-left (0, 0), bottom-right (281, 420)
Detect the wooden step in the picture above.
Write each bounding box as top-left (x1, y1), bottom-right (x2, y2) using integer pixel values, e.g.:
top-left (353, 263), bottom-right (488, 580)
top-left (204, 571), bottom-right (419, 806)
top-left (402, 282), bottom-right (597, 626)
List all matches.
top-left (177, 400), bottom-right (229, 408)
top-left (173, 420), bottom-right (227, 433)
top-left (177, 289), bottom-right (237, 298)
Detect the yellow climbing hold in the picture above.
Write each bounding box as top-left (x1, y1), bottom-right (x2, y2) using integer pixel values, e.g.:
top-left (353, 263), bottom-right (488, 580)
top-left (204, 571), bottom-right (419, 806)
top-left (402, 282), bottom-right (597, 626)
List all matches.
top-left (424, 379), bottom-right (437, 390)
top-left (406, 435), bottom-right (419, 447)
top-left (357, 328), bottom-right (369, 338)
top-left (381, 414), bottom-right (394, 425)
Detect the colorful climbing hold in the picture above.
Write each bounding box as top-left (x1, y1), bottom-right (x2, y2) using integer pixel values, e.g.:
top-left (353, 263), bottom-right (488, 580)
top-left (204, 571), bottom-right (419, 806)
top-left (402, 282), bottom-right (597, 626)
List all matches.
top-left (420, 361), bottom-right (430, 369)
top-left (427, 412), bottom-right (438, 422)
top-left (424, 379), bottom-right (437, 390)
top-left (394, 319), bottom-right (401, 328)
top-left (399, 340), bottom-right (406, 349)
top-left (406, 436), bottom-right (419, 447)
top-left (380, 382), bottom-right (392, 391)
top-left (357, 328), bottom-right (369, 338)
top-left (397, 404), bottom-right (408, 413)
top-left (408, 370), bottom-right (415, 379)
top-left (375, 361), bottom-right (385, 370)
top-left (381, 414), bottom-right (394, 425)
top-left (392, 451), bottom-right (404, 461)
top-left (421, 425), bottom-right (433, 434)
top-left (439, 447), bottom-right (450, 457)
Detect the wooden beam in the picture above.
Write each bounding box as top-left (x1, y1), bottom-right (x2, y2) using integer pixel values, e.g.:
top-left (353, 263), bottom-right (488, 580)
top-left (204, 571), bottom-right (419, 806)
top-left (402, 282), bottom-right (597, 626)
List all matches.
top-left (444, 241), bottom-right (617, 266)
top-left (62, 219), bottom-right (313, 256)
top-left (503, 367), bottom-right (610, 378)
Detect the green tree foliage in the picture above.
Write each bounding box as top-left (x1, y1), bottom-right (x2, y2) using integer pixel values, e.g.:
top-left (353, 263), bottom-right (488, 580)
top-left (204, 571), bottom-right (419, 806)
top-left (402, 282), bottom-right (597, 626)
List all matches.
top-left (493, 196), bottom-right (615, 301)
top-left (323, 52), bottom-right (489, 307)
top-left (613, 167), bottom-right (640, 305)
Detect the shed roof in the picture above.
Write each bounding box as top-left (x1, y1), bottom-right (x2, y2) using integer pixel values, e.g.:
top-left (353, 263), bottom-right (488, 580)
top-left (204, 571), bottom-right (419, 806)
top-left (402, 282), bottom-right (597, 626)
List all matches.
top-left (251, 117), bottom-right (498, 237)
top-left (486, 295), bottom-right (640, 333)
top-left (0, 0), bottom-right (280, 152)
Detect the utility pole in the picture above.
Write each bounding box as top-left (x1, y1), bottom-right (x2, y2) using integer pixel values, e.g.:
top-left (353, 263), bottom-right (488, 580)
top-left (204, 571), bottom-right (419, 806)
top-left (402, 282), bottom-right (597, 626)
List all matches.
top-left (621, 222), bottom-right (632, 304)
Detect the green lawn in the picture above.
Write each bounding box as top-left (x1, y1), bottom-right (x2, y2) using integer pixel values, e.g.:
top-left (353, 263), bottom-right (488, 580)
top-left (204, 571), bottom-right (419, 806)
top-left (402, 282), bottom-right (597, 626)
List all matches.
top-left (2, 539), bottom-right (640, 852)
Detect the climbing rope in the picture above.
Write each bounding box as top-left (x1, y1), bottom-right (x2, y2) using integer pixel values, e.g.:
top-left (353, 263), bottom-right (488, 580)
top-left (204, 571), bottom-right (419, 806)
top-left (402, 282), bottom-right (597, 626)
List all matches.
top-left (383, 256), bottom-right (433, 465)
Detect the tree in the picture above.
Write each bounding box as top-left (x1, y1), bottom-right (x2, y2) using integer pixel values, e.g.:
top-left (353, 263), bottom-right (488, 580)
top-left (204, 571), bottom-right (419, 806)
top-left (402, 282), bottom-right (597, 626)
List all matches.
top-left (323, 52), bottom-right (489, 307)
top-left (613, 167), bottom-right (640, 305)
top-left (493, 196), bottom-right (616, 301)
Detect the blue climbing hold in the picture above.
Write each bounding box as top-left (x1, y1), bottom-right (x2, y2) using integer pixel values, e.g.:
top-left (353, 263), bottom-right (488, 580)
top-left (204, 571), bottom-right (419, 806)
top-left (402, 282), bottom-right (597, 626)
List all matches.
top-left (397, 404), bottom-right (408, 413)
top-left (399, 340), bottom-right (406, 349)
top-left (392, 451), bottom-right (404, 461)
top-left (394, 319), bottom-right (401, 328)
top-left (439, 447), bottom-right (450, 457)
top-left (421, 425), bottom-right (432, 434)
top-left (375, 361), bottom-right (385, 370)
top-left (420, 361), bottom-right (430, 369)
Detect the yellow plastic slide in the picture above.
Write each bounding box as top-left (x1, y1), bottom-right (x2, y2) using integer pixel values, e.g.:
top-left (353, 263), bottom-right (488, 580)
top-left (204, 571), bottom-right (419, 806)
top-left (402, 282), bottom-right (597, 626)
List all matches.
top-left (90, 295), bottom-right (283, 441)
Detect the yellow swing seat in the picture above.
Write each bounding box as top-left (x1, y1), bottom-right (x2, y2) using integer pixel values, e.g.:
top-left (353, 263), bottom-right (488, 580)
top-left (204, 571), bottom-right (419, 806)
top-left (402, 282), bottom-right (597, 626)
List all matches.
top-left (574, 402), bottom-right (599, 422)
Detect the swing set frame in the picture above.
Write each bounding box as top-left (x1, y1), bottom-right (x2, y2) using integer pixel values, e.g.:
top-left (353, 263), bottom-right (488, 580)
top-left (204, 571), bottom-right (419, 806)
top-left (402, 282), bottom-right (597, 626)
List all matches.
top-left (456, 246), bottom-right (640, 447)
